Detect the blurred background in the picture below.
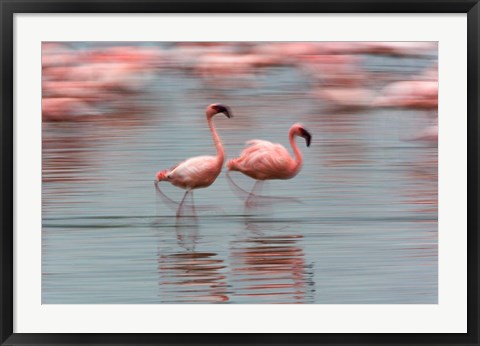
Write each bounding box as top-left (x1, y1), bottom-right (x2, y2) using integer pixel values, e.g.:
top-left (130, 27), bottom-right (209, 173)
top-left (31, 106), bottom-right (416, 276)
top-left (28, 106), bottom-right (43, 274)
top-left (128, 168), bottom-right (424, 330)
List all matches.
top-left (42, 42), bottom-right (438, 304)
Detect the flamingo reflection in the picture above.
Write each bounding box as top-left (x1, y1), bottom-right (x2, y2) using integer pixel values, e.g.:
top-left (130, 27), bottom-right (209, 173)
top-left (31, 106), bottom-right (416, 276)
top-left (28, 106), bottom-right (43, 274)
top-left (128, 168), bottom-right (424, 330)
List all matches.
top-left (229, 217), bottom-right (314, 304)
top-left (154, 203), bottom-right (230, 303)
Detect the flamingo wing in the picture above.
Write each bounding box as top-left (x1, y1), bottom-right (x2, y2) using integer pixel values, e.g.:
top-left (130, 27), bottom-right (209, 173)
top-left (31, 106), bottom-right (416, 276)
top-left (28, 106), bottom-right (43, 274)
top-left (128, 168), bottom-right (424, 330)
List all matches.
top-left (245, 139), bottom-right (277, 148)
top-left (168, 155), bottom-right (220, 189)
top-left (236, 140), bottom-right (294, 179)
top-left (240, 139), bottom-right (284, 157)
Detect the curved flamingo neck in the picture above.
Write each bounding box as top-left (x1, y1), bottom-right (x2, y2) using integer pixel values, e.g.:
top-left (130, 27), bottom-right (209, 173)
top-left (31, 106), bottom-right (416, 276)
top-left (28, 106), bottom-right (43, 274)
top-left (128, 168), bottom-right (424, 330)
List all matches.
top-left (207, 115), bottom-right (225, 166)
top-left (289, 129), bottom-right (303, 175)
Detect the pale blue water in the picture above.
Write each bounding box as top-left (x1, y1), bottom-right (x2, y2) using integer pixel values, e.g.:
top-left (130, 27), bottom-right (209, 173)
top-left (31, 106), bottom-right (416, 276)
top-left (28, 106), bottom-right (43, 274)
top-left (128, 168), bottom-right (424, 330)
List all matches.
top-left (42, 48), bottom-right (437, 303)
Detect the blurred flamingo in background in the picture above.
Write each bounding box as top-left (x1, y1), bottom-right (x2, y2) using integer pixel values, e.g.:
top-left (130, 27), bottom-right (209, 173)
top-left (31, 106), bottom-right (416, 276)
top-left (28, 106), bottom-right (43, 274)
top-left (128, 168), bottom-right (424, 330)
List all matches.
top-left (226, 123), bottom-right (311, 206)
top-left (155, 104), bottom-right (233, 217)
top-left (373, 80), bottom-right (438, 110)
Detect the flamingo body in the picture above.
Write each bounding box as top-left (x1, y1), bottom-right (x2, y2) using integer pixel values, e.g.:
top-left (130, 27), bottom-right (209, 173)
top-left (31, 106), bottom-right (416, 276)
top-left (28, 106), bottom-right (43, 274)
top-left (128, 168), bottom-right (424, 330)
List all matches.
top-left (157, 155), bottom-right (222, 190)
top-left (227, 140), bottom-right (297, 180)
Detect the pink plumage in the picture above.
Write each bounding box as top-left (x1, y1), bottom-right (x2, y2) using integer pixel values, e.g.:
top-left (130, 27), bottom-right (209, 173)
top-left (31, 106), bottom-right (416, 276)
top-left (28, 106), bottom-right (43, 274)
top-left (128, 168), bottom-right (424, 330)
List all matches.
top-left (227, 123), bottom-right (311, 181)
top-left (157, 156), bottom-right (224, 190)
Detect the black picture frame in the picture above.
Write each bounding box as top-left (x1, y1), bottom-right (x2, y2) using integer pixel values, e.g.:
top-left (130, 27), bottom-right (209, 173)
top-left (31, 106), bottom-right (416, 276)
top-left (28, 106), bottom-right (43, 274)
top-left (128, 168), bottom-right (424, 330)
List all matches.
top-left (1, 1), bottom-right (478, 345)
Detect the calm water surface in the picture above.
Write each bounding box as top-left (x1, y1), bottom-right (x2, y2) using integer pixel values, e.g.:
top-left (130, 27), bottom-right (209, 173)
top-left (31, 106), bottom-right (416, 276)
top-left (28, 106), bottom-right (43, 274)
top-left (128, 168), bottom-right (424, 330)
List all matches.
top-left (42, 54), bottom-right (437, 303)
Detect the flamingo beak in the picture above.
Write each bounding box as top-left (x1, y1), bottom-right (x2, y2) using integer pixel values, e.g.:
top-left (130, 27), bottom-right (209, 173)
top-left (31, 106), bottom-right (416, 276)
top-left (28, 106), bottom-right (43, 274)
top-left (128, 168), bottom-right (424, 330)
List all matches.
top-left (212, 104), bottom-right (232, 118)
top-left (300, 128), bottom-right (312, 147)
top-left (223, 109), bottom-right (233, 118)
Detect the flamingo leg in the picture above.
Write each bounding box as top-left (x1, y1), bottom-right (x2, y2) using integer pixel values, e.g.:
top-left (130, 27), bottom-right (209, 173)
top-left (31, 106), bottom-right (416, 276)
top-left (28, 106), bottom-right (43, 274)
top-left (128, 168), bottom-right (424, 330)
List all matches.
top-left (245, 181), bottom-right (264, 208)
top-left (226, 171), bottom-right (251, 199)
top-left (175, 192), bottom-right (199, 251)
top-left (189, 191), bottom-right (197, 216)
top-left (155, 182), bottom-right (222, 214)
top-left (183, 190), bottom-right (198, 218)
top-left (154, 182), bottom-right (180, 212)
top-left (227, 172), bottom-right (303, 207)
top-left (176, 190), bottom-right (190, 218)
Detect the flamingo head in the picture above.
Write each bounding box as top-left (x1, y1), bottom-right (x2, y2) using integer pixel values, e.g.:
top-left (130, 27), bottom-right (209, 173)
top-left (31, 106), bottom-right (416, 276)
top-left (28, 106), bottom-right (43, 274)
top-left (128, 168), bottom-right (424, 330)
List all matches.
top-left (206, 103), bottom-right (233, 119)
top-left (292, 123), bottom-right (312, 147)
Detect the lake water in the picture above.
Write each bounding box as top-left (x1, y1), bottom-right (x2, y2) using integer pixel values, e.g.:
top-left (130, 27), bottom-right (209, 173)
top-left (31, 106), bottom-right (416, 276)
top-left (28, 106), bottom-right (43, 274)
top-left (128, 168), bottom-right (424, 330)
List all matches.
top-left (42, 49), bottom-right (437, 304)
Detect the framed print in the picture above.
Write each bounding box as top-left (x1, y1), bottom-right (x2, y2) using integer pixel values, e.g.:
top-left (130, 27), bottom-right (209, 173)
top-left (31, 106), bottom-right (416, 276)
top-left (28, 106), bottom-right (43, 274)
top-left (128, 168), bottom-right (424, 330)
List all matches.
top-left (1, 1), bottom-right (479, 345)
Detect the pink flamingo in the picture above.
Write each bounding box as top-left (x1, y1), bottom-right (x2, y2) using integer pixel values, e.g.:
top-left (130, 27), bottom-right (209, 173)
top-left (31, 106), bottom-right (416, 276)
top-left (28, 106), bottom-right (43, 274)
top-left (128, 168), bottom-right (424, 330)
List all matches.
top-left (155, 104), bottom-right (232, 216)
top-left (373, 80), bottom-right (438, 110)
top-left (226, 123), bottom-right (311, 206)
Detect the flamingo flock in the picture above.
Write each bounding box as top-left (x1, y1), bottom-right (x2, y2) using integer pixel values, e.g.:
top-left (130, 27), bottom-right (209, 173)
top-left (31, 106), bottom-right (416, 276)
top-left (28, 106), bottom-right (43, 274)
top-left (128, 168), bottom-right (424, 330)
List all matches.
top-left (42, 43), bottom-right (162, 121)
top-left (41, 43), bottom-right (437, 216)
top-left (155, 104), bottom-right (312, 216)
top-left (42, 42), bottom-right (437, 122)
